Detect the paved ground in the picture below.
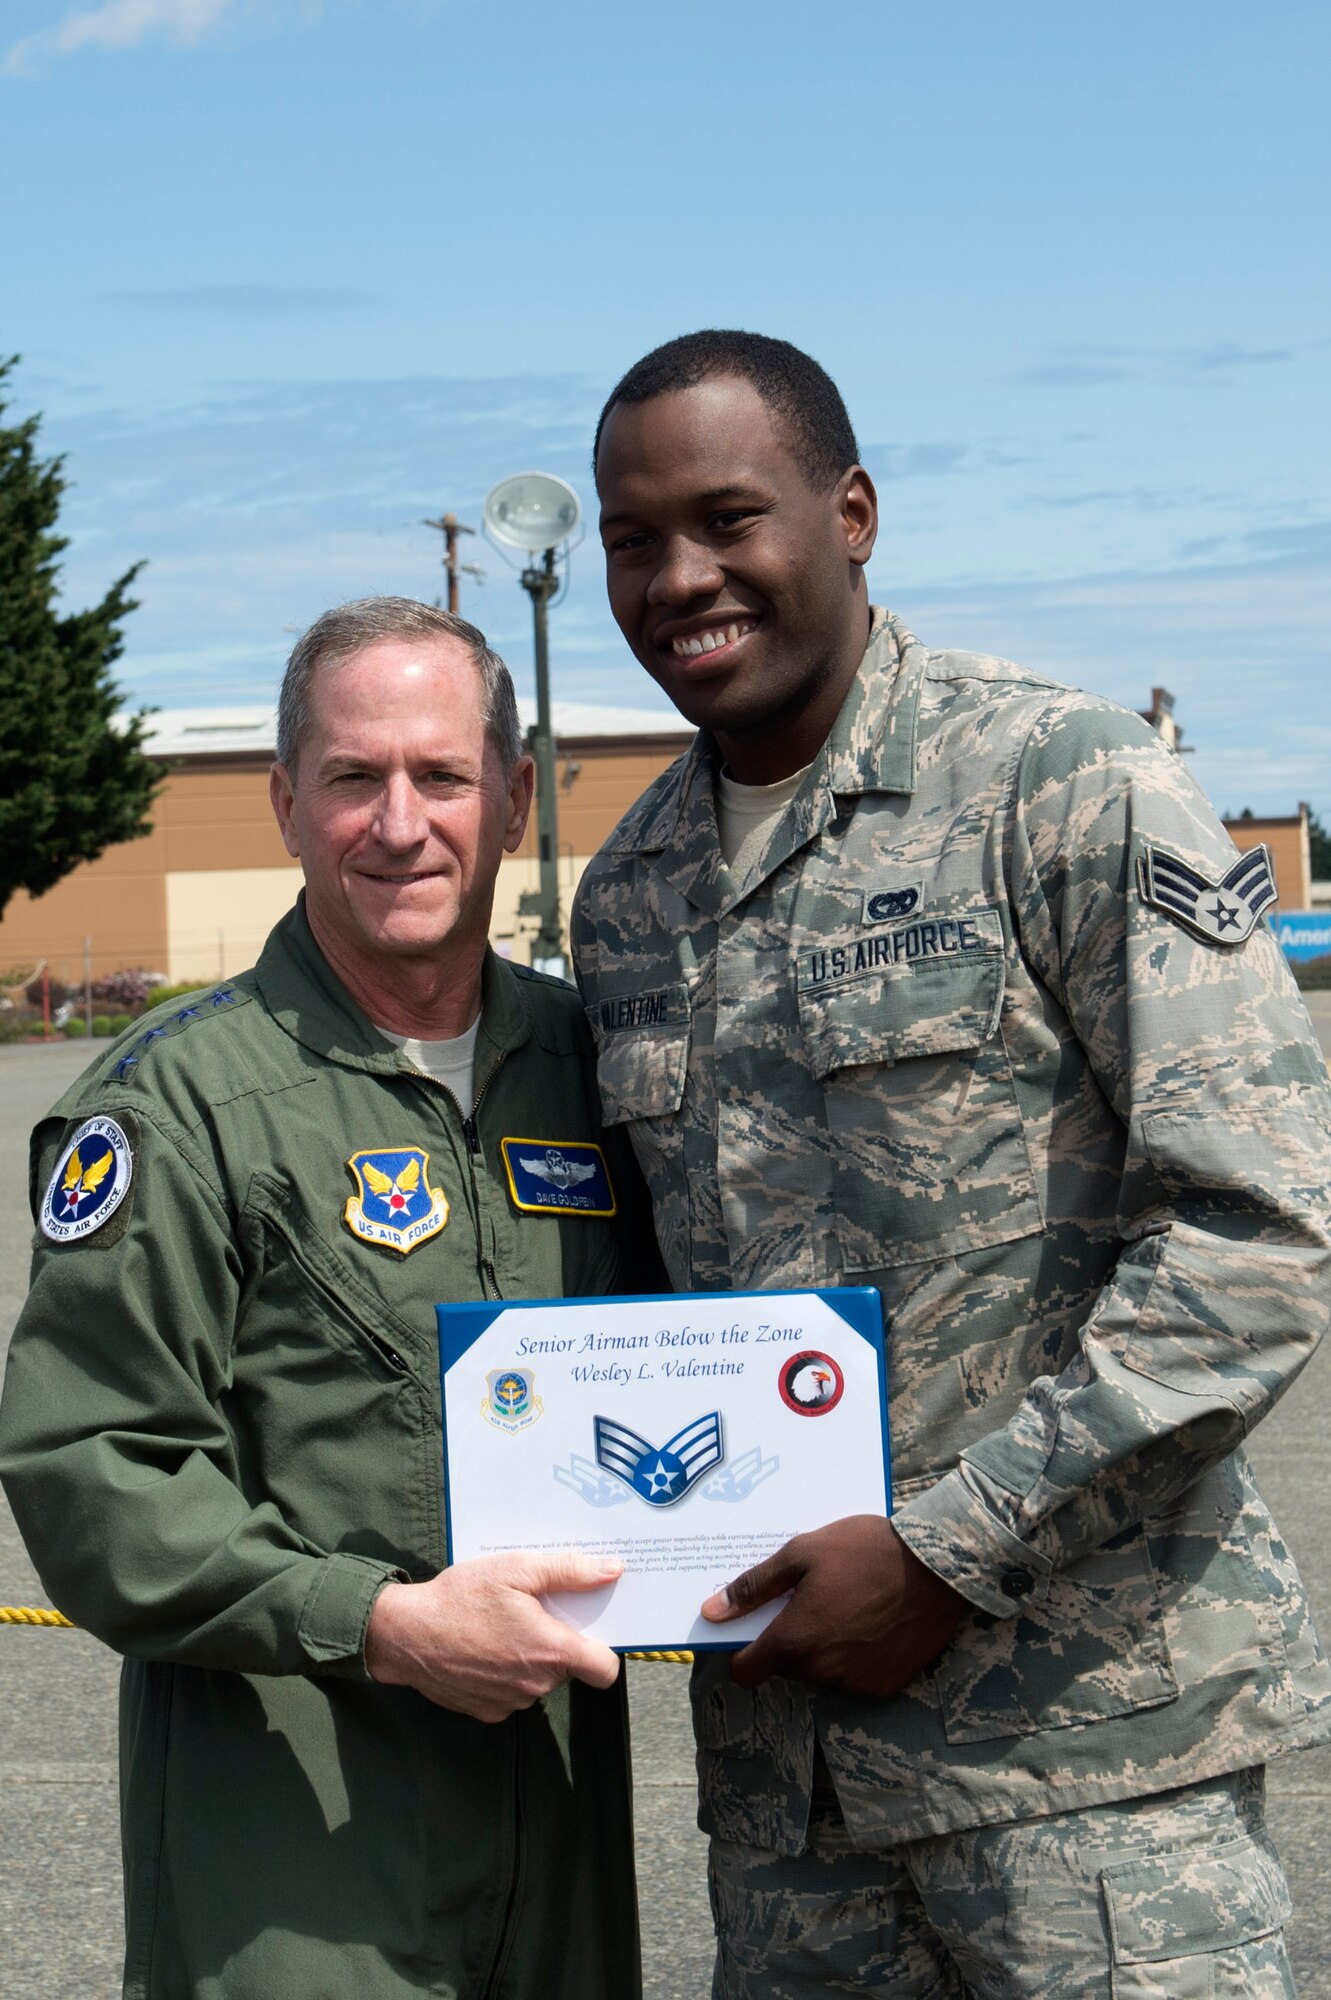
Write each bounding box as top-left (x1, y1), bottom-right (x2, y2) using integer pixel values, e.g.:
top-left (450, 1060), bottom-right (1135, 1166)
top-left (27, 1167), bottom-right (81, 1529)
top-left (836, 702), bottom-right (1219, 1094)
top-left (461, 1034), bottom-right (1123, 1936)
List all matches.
top-left (3, 1002), bottom-right (1331, 1997)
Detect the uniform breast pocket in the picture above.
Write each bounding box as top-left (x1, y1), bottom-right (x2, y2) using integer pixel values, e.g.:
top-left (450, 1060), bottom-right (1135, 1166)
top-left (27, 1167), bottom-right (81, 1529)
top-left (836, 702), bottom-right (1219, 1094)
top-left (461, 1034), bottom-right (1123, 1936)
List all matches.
top-left (590, 985), bottom-right (692, 1275)
top-left (797, 937), bottom-right (1043, 1270)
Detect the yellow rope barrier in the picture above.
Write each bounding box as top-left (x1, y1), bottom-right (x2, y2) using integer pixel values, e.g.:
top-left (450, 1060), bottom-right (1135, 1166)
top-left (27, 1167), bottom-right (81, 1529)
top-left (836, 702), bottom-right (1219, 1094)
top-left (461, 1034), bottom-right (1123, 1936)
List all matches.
top-left (2, 1607), bottom-right (691, 1659)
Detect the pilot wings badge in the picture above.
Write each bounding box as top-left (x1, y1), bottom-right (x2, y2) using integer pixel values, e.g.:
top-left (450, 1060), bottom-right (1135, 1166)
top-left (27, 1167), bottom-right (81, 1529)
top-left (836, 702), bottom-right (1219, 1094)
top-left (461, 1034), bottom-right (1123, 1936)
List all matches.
top-left (593, 1412), bottom-right (724, 1507)
top-left (500, 1138), bottom-right (616, 1217)
top-left (1137, 841), bottom-right (1277, 946)
top-left (344, 1146), bottom-right (449, 1254)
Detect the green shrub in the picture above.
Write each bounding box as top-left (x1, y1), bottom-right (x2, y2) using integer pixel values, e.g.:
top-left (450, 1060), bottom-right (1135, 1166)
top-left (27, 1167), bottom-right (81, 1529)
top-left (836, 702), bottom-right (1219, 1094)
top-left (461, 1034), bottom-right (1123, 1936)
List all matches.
top-left (147, 981), bottom-right (209, 1009)
top-left (62, 1016), bottom-right (88, 1037)
top-left (108, 1012), bottom-right (134, 1036)
top-left (1293, 954), bottom-right (1331, 991)
top-left (0, 1013), bottom-right (28, 1043)
top-left (91, 1015), bottom-right (112, 1038)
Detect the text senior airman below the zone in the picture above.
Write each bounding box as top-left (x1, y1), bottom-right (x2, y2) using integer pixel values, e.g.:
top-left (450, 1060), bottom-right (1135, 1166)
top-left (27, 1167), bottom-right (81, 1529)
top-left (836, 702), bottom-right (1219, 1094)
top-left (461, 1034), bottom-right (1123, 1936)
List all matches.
top-left (512, 1321), bottom-right (807, 1356)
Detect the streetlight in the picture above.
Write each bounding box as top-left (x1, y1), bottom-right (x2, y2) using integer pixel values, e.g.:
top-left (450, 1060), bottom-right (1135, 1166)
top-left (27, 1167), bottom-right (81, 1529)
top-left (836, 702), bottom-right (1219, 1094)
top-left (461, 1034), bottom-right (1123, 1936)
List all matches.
top-left (482, 472), bottom-right (581, 976)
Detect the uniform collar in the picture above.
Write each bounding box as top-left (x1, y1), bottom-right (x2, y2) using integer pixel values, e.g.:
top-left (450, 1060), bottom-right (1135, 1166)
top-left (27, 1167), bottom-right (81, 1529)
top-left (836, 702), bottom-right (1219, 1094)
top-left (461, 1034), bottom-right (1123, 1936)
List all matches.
top-left (622, 607), bottom-right (926, 917)
top-left (256, 894), bottom-right (533, 1073)
top-left (821, 606), bottom-right (924, 798)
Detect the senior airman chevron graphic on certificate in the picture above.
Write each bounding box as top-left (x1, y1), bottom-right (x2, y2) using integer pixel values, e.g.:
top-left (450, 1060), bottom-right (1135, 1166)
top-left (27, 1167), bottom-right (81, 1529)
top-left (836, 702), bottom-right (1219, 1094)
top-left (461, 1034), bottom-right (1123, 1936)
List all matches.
top-left (437, 1287), bottom-right (890, 1652)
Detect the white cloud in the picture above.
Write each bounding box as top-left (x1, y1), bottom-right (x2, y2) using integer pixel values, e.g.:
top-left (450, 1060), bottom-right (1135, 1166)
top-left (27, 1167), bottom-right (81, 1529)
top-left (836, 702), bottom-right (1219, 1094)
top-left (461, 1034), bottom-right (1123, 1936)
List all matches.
top-left (3, 0), bottom-right (310, 76)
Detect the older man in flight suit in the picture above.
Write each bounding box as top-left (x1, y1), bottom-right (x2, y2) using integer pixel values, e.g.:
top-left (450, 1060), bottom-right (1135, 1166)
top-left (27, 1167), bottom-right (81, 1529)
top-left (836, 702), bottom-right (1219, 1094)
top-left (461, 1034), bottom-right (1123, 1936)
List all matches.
top-left (0, 598), bottom-right (659, 2000)
top-left (572, 331), bottom-right (1331, 1997)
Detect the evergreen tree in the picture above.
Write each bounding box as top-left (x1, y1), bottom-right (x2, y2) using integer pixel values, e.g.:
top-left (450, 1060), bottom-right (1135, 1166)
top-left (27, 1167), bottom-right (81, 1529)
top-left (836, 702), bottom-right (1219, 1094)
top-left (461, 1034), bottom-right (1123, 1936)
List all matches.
top-left (0, 357), bottom-right (162, 920)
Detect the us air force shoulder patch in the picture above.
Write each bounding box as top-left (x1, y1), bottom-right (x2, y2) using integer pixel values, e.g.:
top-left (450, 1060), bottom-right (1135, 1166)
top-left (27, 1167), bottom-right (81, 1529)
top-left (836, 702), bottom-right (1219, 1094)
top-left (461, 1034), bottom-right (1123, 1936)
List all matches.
top-left (501, 1139), bottom-right (616, 1217)
top-left (344, 1147), bottom-right (449, 1254)
top-left (1137, 841), bottom-right (1277, 946)
top-left (41, 1116), bottom-right (134, 1243)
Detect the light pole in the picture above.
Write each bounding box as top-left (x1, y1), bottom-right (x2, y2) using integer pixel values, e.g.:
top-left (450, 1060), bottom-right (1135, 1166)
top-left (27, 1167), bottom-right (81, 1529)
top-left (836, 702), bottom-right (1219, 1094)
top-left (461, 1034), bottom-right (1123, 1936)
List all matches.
top-left (482, 472), bottom-right (581, 976)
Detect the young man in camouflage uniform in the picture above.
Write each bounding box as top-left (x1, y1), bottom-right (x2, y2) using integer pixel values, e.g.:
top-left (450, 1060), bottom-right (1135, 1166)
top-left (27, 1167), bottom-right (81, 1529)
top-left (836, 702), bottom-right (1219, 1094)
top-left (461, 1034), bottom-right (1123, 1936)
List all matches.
top-left (572, 332), bottom-right (1331, 1997)
top-left (0, 600), bottom-right (658, 2000)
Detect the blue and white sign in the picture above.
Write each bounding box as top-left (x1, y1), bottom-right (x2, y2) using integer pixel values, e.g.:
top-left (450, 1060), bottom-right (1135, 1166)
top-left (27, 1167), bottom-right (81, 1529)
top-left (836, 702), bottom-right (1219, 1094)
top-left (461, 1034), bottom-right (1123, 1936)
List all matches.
top-left (437, 1287), bottom-right (890, 1653)
top-left (1274, 912), bottom-right (1331, 964)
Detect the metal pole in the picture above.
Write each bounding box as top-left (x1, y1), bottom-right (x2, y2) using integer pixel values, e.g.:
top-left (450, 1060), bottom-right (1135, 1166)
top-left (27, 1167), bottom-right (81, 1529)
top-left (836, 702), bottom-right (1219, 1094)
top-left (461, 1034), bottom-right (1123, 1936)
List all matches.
top-left (83, 936), bottom-right (93, 1038)
top-left (443, 512), bottom-right (460, 614)
top-left (521, 547), bottom-right (562, 972)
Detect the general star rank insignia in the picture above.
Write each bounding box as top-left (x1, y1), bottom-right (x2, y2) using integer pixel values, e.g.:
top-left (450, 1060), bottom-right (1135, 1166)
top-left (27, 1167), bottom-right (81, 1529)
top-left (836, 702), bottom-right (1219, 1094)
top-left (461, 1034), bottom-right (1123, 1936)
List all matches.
top-left (500, 1139), bottom-right (616, 1216)
top-left (1136, 842), bottom-right (1277, 946)
top-left (344, 1147), bottom-right (449, 1254)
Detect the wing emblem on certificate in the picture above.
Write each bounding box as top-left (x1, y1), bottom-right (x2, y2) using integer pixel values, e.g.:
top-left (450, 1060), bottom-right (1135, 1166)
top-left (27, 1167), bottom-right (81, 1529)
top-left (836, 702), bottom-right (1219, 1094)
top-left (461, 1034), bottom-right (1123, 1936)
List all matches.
top-left (482, 1368), bottom-right (544, 1433)
top-left (594, 1411), bottom-right (724, 1506)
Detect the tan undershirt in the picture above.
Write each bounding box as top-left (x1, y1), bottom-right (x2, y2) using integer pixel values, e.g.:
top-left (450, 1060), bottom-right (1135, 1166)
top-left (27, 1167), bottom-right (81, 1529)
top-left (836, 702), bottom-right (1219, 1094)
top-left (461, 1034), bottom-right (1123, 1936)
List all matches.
top-left (378, 1016), bottom-right (482, 1118)
top-left (716, 761), bottom-right (814, 881)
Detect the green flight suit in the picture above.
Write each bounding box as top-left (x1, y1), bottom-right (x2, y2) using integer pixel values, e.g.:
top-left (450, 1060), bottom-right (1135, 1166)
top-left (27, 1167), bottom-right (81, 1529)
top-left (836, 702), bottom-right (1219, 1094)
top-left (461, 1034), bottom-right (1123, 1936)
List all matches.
top-left (0, 899), bottom-right (659, 2000)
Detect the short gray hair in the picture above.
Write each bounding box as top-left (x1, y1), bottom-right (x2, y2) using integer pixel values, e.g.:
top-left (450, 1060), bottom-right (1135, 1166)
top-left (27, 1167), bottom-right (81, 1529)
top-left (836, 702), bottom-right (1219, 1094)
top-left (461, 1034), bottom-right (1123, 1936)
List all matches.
top-left (276, 597), bottom-right (524, 776)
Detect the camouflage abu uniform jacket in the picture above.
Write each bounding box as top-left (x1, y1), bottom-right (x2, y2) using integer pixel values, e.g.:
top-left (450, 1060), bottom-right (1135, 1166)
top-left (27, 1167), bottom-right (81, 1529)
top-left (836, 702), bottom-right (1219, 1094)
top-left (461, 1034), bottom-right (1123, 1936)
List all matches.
top-left (571, 608), bottom-right (1331, 1852)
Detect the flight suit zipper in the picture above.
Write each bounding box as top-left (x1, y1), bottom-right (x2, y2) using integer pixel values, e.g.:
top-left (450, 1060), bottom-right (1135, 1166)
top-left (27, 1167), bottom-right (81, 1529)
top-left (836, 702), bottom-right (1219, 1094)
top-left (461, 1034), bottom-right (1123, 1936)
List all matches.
top-left (462, 1055), bottom-right (506, 1301)
top-left (478, 1727), bottom-right (527, 2000)
top-left (400, 1051), bottom-right (508, 1300)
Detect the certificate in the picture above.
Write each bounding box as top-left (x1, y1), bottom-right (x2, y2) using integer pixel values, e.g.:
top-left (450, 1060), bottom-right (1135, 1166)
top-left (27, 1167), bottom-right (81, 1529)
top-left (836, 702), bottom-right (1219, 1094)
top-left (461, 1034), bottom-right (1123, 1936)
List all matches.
top-left (436, 1287), bottom-right (890, 1653)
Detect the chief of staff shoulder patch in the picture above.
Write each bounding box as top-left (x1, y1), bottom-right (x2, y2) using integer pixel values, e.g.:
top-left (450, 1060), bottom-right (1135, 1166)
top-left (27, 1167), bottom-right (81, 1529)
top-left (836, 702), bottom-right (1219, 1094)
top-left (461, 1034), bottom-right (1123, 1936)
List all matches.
top-left (501, 1139), bottom-right (616, 1217)
top-left (41, 1116), bottom-right (134, 1242)
top-left (1137, 841), bottom-right (1277, 946)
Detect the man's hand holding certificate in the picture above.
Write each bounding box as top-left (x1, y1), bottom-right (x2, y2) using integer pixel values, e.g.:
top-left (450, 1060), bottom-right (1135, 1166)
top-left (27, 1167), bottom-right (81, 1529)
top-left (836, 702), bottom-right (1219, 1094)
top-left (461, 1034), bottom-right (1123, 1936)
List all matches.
top-left (438, 1287), bottom-right (892, 1654)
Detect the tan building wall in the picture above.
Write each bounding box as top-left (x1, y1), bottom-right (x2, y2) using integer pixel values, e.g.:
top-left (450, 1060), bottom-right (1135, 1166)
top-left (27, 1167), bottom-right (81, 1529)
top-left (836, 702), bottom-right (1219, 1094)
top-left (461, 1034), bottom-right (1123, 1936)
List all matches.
top-left (1222, 808), bottom-right (1312, 912)
top-left (0, 820), bottom-right (171, 989)
top-left (0, 736), bottom-right (690, 989)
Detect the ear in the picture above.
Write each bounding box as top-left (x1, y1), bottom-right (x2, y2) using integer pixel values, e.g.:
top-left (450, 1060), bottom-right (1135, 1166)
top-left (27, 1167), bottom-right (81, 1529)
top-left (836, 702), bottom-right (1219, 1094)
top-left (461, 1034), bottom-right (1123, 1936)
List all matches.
top-left (269, 763), bottom-right (301, 859)
top-left (839, 465), bottom-right (878, 570)
top-left (503, 754), bottom-right (536, 852)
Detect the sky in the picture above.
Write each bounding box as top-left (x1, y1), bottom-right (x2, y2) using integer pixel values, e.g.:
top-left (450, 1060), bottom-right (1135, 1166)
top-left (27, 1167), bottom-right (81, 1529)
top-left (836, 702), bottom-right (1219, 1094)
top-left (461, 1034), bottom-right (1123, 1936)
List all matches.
top-left (2, 0), bottom-right (1329, 817)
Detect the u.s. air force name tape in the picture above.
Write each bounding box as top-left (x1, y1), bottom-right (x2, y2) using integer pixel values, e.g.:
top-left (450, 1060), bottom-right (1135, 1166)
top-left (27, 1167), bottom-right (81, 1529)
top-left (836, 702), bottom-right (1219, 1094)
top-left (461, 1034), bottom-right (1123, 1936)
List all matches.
top-left (40, 1117), bottom-right (134, 1243)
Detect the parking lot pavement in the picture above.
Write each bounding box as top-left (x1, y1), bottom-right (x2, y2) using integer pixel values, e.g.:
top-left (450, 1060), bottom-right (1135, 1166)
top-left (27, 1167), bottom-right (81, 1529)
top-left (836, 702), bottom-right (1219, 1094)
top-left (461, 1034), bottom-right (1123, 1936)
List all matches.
top-left (3, 994), bottom-right (1331, 1998)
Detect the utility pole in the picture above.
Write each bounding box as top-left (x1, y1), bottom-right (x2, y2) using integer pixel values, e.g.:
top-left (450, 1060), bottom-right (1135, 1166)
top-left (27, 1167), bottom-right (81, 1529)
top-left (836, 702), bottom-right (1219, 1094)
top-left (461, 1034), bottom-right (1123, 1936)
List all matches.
top-left (480, 469), bottom-right (581, 978)
top-left (422, 511), bottom-right (482, 614)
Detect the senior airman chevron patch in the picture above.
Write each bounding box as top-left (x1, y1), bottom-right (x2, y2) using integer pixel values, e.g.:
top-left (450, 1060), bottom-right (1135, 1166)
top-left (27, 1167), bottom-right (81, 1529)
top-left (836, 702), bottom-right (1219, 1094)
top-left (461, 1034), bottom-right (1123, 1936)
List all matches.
top-left (1136, 841), bottom-right (1277, 946)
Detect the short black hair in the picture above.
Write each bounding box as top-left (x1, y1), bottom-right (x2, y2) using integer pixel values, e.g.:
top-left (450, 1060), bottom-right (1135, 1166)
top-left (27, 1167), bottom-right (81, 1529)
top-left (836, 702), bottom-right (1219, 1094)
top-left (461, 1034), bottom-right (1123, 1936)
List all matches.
top-left (593, 329), bottom-right (860, 492)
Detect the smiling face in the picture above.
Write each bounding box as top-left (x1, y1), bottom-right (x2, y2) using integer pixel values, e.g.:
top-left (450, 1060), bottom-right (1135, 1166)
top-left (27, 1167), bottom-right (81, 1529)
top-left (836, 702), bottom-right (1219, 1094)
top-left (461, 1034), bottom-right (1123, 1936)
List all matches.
top-left (269, 635), bottom-right (533, 990)
top-left (596, 374), bottom-right (877, 782)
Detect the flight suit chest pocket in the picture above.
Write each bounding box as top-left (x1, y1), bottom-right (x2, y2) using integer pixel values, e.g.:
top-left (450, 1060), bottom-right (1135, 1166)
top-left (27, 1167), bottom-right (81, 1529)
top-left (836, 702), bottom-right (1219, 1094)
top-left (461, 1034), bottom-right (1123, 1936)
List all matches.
top-left (796, 917), bottom-right (1043, 1269)
top-left (589, 982), bottom-right (692, 1276)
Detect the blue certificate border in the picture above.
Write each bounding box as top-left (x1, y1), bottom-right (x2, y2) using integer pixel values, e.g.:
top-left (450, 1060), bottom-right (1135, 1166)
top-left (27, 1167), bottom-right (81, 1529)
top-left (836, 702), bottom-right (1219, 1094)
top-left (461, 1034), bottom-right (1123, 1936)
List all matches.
top-left (436, 1286), bottom-right (890, 1655)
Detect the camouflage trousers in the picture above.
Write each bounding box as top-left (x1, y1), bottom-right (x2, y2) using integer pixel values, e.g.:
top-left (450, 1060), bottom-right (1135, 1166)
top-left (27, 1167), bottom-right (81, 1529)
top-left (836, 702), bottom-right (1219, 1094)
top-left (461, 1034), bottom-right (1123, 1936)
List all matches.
top-left (709, 1763), bottom-right (1294, 1998)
